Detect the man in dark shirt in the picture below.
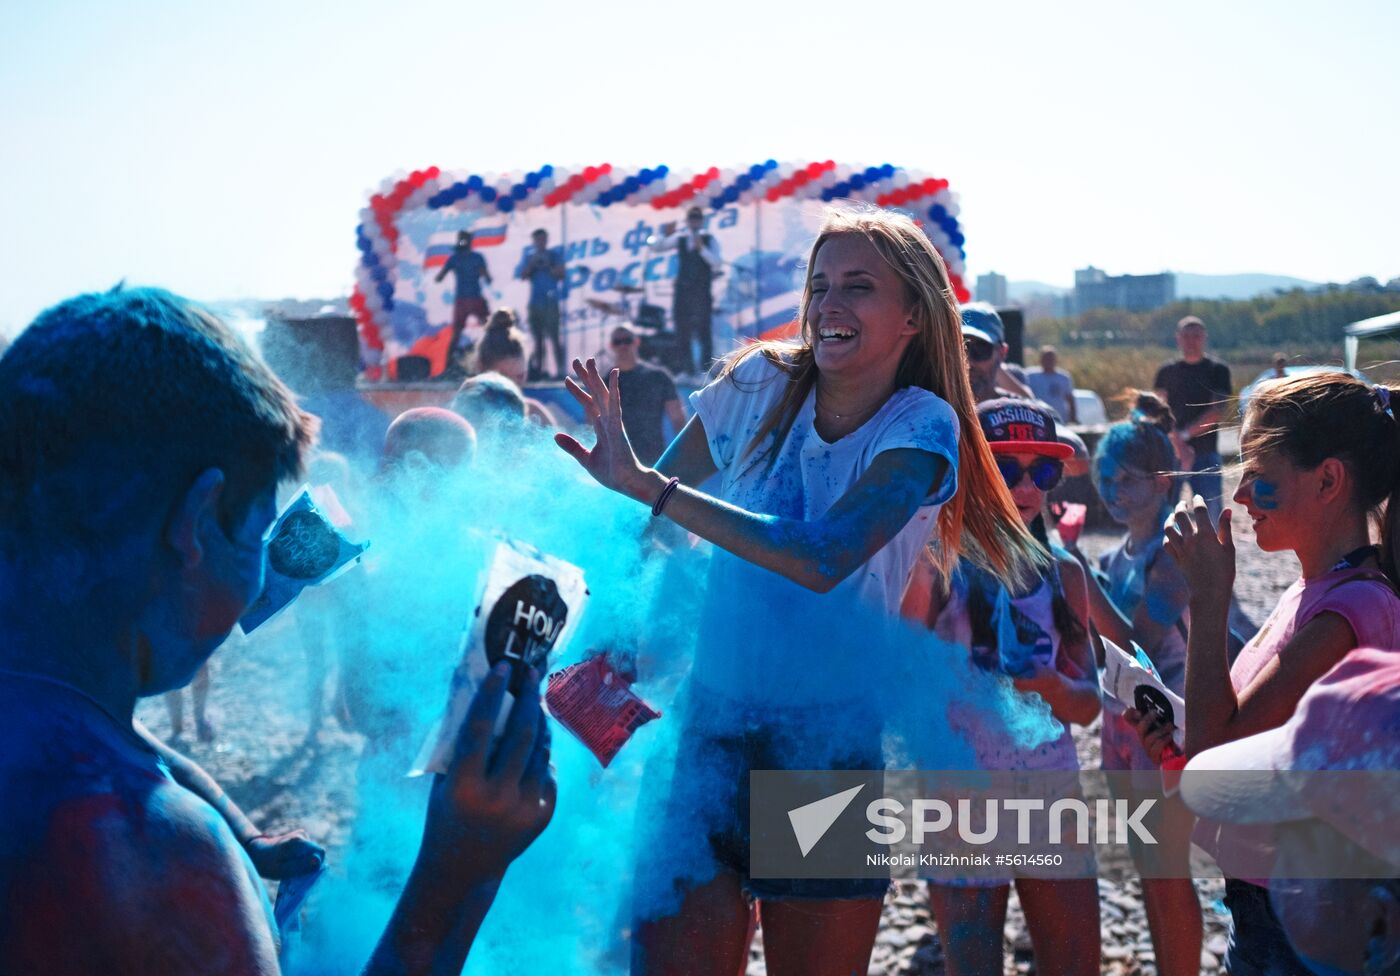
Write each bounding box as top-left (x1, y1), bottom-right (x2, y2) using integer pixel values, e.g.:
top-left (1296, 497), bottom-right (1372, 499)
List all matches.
top-left (514, 229), bottom-right (566, 380)
top-left (610, 324), bottom-right (686, 465)
top-left (1153, 315), bottom-right (1232, 522)
top-left (435, 230), bottom-right (492, 334)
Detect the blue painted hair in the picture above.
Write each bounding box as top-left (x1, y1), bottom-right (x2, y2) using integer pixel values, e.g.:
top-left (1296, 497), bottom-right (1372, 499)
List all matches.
top-left (0, 286), bottom-right (317, 554)
top-left (1094, 390), bottom-right (1177, 482)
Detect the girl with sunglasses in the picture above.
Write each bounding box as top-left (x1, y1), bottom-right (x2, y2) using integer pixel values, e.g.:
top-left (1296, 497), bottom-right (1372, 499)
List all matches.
top-left (903, 396), bottom-right (1101, 976)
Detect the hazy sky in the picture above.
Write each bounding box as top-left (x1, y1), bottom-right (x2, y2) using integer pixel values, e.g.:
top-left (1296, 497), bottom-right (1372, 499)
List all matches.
top-left (2, 0), bottom-right (1396, 335)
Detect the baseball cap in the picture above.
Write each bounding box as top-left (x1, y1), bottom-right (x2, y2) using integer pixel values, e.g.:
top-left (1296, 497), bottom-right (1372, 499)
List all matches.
top-left (960, 303), bottom-right (1005, 346)
top-left (1180, 647), bottom-right (1400, 870)
top-left (977, 397), bottom-right (1075, 459)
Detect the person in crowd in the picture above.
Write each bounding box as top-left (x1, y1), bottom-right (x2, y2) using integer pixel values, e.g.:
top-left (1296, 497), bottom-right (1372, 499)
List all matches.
top-left (1026, 344), bottom-right (1078, 424)
top-left (650, 206), bottom-right (722, 375)
top-left (1272, 352), bottom-right (1288, 380)
top-left (475, 308), bottom-right (556, 427)
top-left (133, 720), bottom-right (326, 880)
top-left (609, 324), bottom-right (686, 467)
top-left (164, 661), bottom-right (215, 742)
top-left (961, 303), bottom-right (1034, 403)
top-left (452, 371), bottom-right (530, 435)
top-left (1066, 392), bottom-right (1204, 976)
top-left (557, 205), bottom-right (1043, 975)
top-left (1153, 315), bottom-right (1232, 523)
top-left (903, 398), bottom-right (1101, 976)
top-left (1181, 647), bottom-right (1400, 976)
top-left (515, 228), bottom-right (566, 380)
top-left (435, 229), bottom-right (492, 335)
top-left (0, 287), bottom-right (554, 975)
top-left (1130, 372), bottom-right (1400, 974)
top-left (296, 449), bottom-right (360, 736)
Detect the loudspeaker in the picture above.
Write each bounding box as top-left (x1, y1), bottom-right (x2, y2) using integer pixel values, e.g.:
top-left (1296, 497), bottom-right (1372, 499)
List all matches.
top-left (997, 307), bottom-right (1025, 365)
top-left (639, 331), bottom-right (687, 375)
top-left (394, 355), bottom-right (431, 382)
top-left (259, 316), bottom-right (360, 394)
top-left (635, 303), bottom-right (667, 330)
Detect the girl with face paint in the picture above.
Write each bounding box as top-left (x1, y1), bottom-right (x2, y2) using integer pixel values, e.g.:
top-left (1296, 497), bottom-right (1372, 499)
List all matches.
top-left (1129, 373), bottom-right (1400, 975)
top-left (1073, 392), bottom-right (1204, 976)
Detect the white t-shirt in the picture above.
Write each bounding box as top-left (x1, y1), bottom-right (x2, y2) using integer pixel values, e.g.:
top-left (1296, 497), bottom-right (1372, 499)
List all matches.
top-left (686, 351), bottom-right (959, 704)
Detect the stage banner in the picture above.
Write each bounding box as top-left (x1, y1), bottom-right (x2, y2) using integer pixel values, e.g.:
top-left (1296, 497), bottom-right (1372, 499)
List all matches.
top-left (353, 163), bottom-right (968, 378)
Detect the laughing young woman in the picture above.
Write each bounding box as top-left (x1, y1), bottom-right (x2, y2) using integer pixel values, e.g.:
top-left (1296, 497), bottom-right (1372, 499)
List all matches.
top-left (557, 205), bottom-right (1043, 976)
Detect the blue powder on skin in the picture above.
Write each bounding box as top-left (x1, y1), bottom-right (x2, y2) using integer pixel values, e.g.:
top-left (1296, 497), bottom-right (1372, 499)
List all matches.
top-left (289, 419), bottom-right (1058, 974)
top-left (1253, 479), bottom-right (1280, 510)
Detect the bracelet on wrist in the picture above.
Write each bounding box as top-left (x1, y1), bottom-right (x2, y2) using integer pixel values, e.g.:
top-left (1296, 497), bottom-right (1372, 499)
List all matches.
top-left (651, 477), bottom-right (681, 517)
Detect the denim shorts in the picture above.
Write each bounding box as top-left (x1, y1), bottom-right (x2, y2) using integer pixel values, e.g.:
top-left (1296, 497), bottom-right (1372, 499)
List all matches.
top-left (1222, 879), bottom-right (1314, 976)
top-left (647, 683), bottom-right (890, 903)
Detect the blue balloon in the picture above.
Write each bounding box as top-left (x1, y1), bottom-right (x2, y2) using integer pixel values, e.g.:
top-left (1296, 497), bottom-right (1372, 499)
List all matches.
top-left (512, 184), bottom-right (528, 200)
top-left (639, 168), bottom-right (653, 181)
top-left (928, 204), bottom-right (947, 221)
top-left (748, 164), bottom-right (763, 179)
top-left (849, 175), bottom-right (865, 190)
top-left (377, 282), bottom-right (393, 301)
top-left (480, 186), bottom-right (497, 202)
top-left (656, 164), bottom-right (669, 177)
top-left (764, 159), bottom-right (777, 170)
top-left (541, 164), bottom-right (554, 177)
top-left (466, 174), bottom-right (483, 190)
top-left (498, 197), bottom-right (515, 212)
top-left (525, 173), bottom-right (539, 189)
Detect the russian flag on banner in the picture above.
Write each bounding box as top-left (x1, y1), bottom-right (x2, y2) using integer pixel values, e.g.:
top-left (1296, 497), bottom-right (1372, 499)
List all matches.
top-left (422, 226), bottom-right (510, 268)
top-left (423, 242), bottom-right (456, 269)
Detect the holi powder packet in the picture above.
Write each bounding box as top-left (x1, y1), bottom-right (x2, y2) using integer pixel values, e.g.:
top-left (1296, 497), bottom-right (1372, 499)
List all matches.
top-left (545, 655), bottom-right (662, 768)
top-left (274, 860), bottom-right (327, 969)
top-left (411, 538), bottom-right (589, 777)
top-left (1100, 637), bottom-right (1186, 749)
top-left (239, 486), bottom-right (369, 635)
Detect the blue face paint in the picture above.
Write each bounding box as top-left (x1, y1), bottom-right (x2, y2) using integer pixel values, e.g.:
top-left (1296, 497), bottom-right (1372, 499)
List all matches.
top-left (1253, 479), bottom-right (1280, 510)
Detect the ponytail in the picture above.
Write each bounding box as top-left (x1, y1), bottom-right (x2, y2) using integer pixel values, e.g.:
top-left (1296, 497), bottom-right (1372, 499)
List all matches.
top-left (1379, 384), bottom-right (1400, 585)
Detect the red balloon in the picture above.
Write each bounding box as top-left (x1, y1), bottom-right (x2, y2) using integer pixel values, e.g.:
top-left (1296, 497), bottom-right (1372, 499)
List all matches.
top-left (600, 163), bottom-right (612, 174)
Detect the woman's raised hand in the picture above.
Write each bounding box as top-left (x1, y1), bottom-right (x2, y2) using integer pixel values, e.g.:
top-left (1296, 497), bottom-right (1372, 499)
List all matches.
top-left (1162, 494), bottom-right (1235, 606)
top-left (555, 358), bottom-right (649, 500)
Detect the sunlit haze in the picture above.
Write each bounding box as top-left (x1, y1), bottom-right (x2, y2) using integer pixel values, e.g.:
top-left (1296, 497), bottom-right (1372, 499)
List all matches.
top-left (2, 0), bottom-right (1396, 334)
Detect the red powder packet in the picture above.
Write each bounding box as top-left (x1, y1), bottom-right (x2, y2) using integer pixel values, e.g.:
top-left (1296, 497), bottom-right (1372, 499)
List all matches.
top-left (545, 656), bottom-right (661, 768)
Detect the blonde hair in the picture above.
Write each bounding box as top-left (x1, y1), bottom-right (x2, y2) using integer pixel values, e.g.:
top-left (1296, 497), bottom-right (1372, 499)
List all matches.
top-left (714, 205), bottom-right (1043, 587)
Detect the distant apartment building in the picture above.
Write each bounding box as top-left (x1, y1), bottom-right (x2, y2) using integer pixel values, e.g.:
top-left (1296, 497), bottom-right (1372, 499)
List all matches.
top-left (1073, 266), bottom-right (1176, 313)
top-left (975, 271), bottom-right (1008, 306)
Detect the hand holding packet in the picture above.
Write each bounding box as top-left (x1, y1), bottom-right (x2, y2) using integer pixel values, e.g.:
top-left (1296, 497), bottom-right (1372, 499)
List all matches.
top-left (1100, 636), bottom-right (1185, 749)
top-left (412, 538), bottom-right (589, 777)
top-left (239, 487), bottom-right (369, 634)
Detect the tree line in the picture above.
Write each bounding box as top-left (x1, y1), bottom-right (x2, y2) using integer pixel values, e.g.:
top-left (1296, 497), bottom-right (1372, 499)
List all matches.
top-left (1034, 287), bottom-right (1400, 350)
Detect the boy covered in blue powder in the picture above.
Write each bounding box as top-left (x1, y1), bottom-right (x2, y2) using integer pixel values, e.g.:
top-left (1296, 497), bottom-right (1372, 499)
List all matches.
top-left (0, 287), bottom-right (554, 974)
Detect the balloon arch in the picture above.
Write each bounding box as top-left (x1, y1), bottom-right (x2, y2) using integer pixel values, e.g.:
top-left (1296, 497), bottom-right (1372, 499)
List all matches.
top-left (350, 161), bottom-right (968, 379)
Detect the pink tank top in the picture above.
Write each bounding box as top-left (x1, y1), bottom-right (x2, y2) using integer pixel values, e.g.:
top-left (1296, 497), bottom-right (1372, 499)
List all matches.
top-left (1194, 565), bottom-right (1400, 880)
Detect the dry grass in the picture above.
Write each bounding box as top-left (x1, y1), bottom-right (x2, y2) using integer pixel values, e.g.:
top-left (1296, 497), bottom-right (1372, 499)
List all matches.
top-left (1037, 341), bottom-right (1400, 421)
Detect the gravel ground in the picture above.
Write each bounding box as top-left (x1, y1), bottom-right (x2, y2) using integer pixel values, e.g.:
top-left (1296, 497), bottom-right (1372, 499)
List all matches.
top-left (137, 469), bottom-right (1303, 975)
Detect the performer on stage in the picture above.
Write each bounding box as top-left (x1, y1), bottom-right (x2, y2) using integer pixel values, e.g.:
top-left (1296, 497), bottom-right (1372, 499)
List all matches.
top-left (514, 228), bottom-right (566, 380)
top-left (650, 206), bottom-right (721, 375)
top-left (435, 230), bottom-right (492, 336)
